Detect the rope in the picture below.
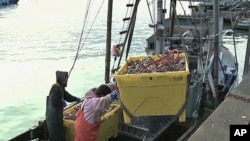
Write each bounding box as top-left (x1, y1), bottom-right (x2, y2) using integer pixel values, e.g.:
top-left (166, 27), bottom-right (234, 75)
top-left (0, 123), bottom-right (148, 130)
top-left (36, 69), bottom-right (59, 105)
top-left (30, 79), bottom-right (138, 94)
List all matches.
top-left (172, 2), bottom-right (181, 31)
top-left (178, 0), bottom-right (186, 16)
top-left (146, 0), bottom-right (154, 23)
top-left (69, 0), bottom-right (92, 77)
top-left (80, 0), bottom-right (105, 51)
top-left (69, 0), bottom-right (105, 77)
top-left (125, 8), bottom-right (138, 60)
top-left (229, 8), bottom-right (239, 71)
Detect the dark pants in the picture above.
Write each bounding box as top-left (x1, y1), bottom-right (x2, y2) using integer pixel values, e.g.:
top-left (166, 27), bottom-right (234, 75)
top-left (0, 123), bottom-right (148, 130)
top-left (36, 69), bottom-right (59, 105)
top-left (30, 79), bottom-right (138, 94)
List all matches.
top-left (46, 96), bottom-right (65, 141)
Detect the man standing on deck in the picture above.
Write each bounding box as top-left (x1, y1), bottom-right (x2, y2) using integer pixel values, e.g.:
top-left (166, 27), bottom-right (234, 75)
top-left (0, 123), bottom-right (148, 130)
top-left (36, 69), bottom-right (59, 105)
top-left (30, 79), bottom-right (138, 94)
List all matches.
top-left (46, 70), bottom-right (81, 141)
top-left (74, 82), bottom-right (118, 141)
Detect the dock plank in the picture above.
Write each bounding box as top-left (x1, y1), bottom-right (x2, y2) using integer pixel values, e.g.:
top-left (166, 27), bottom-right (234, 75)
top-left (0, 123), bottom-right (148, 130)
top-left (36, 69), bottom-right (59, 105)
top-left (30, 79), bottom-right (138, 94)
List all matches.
top-left (187, 74), bottom-right (250, 141)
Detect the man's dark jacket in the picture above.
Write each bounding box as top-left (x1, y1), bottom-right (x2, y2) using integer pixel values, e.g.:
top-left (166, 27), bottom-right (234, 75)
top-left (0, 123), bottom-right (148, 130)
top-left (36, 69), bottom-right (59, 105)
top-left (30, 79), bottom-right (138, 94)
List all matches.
top-left (46, 71), bottom-right (77, 141)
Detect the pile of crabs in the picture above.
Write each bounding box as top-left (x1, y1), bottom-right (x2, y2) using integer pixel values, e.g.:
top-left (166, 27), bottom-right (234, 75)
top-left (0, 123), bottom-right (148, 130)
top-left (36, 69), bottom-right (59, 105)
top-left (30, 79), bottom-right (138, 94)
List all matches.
top-left (126, 51), bottom-right (186, 74)
top-left (63, 104), bottom-right (116, 121)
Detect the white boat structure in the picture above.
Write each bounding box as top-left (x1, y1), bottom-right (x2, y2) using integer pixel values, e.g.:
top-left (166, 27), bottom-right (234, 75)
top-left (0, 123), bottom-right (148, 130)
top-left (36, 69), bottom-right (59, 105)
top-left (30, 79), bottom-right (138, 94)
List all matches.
top-left (9, 0), bottom-right (239, 141)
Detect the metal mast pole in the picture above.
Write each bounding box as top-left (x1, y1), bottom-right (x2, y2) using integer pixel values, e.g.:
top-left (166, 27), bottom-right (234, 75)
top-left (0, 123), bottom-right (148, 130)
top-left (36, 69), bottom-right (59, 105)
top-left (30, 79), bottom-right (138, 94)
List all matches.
top-left (105, 0), bottom-right (113, 84)
top-left (213, 0), bottom-right (219, 106)
top-left (155, 0), bottom-right (164, 54)
top-left (169, 0), bottom-right (176, 50)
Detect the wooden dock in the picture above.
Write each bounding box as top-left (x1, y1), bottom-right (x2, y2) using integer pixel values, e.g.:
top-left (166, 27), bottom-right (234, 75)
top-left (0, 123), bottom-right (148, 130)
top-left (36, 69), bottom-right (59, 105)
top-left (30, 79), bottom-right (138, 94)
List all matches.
top-left (187, 74), bottom-right (250, 141)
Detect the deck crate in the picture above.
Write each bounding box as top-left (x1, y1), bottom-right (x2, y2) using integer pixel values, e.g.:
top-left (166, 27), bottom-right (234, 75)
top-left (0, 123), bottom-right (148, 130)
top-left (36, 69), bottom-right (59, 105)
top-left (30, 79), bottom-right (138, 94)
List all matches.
top-left (63, 103), bottom-right (120, 141)
top-left (113, 53), bottom-right (189, 123)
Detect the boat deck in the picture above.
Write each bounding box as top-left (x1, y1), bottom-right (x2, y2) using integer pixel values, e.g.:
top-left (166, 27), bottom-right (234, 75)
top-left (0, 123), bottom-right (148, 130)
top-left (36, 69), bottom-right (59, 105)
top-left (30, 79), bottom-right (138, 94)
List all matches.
top-left (187, 74), bottom-right (250, 141)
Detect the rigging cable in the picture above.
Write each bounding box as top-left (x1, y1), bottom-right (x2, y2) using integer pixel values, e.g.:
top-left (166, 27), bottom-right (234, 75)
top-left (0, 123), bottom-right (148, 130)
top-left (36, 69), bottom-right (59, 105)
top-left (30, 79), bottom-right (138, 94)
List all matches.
top-left (229, 8), bottom-right (238, 71)
top-left (146, 0), bottom-right (154, 23)
top-left (118, 0), bottom-right (133, 44)
top-left (178, 0), bottom-right (191, 25)
top-left (169, 2), bottom-right (183, 33)
top-left (118, 0), bottom-right (140, 65)
top-left (111, 0), bottom-right (135, 76)
top-left (68, 0), bottom-right (91, 77)
top-left (179, 0), bottom-right (186, 15)
top-left (79, 0), bottom-right (105, 51)
top-left (125, 9), bottom-right (137, 60)
top-left (69, 0), bottom-right (105, 77)
top-left (153, 0), bottom-right (156, 33)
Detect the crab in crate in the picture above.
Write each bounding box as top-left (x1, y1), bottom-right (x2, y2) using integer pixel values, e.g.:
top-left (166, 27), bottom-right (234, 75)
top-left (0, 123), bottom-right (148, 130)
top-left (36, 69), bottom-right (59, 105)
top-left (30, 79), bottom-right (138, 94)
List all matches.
top-left (63, 104), bottom-right (117, 121)
top-left (63, 104), bottom-right (81, 121)
top-left (126, 50), bottom-right (186, 74)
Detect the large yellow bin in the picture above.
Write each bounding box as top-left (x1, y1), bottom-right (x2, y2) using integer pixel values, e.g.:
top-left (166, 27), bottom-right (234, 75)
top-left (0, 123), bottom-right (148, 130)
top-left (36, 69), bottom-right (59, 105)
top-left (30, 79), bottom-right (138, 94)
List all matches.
top-left (113, 53), bottom-right (189, 123)
top-left (63, 103), bottom-right (120, 141)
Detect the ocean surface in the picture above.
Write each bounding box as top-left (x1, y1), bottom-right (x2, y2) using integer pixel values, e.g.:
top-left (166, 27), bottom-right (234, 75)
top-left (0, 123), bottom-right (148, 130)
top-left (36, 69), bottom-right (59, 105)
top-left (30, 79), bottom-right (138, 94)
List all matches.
top-left (0, 0), bottom-right (248, 140)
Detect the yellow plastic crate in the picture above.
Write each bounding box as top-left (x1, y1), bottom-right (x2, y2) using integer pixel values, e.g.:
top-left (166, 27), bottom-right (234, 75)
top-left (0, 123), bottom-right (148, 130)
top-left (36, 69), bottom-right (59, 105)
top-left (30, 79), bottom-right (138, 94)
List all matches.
top-left (63, 103), bottom-right (121, 141)
top-left (113, 53), bottom-right (189, 123)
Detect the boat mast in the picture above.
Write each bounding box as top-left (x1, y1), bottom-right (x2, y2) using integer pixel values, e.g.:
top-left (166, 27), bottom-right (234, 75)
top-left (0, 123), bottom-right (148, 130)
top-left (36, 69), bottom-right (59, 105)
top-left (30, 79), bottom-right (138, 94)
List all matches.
top-left (213, 0), bottom-right (219, 106)
top-left (155, 0), bottom-right (164, 54)
top-left (105, 0), bottom-right (113, 84)
top-left (169, 0), bottom-right (176, 51)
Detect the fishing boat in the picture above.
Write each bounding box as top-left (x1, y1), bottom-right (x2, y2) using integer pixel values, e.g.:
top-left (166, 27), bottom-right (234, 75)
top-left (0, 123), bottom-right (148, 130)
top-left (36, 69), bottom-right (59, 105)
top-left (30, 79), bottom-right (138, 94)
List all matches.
top-left (0, 0), bottom-right (19, 6)
top-left (9, 0), bottom-right (239, 141)
top-left (232, 17), bottom-right (250, 30)
top-left (232, 9), bottom-right (250, 30)
top-left (192, 0), bottom-right (250, 22)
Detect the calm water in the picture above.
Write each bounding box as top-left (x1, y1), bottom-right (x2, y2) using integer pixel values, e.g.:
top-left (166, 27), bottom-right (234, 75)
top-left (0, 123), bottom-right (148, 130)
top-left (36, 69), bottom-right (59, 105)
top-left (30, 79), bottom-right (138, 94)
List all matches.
top-left (0, 0), bottom-right (248, 140)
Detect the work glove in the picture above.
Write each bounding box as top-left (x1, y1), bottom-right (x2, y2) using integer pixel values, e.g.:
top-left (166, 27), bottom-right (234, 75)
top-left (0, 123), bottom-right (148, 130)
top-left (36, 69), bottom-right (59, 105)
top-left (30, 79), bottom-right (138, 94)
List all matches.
top-left (75, 97), bottom-right (81, 102)
top-left (110, 90), bottom-right (118, 100)
top-left (61, 99), bottom-right (67, 108)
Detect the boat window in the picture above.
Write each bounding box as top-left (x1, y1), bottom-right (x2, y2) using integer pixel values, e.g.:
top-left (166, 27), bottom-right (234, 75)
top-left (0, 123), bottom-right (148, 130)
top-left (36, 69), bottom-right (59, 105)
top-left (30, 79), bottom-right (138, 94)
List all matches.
top-left (149, 43), bottom-right (154, 49)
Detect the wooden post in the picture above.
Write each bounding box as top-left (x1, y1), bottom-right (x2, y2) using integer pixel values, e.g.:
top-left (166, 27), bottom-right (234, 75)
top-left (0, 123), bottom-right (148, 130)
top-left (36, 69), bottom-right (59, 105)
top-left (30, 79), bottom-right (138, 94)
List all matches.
top-left (105, 0), bottom-right (113, 84)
